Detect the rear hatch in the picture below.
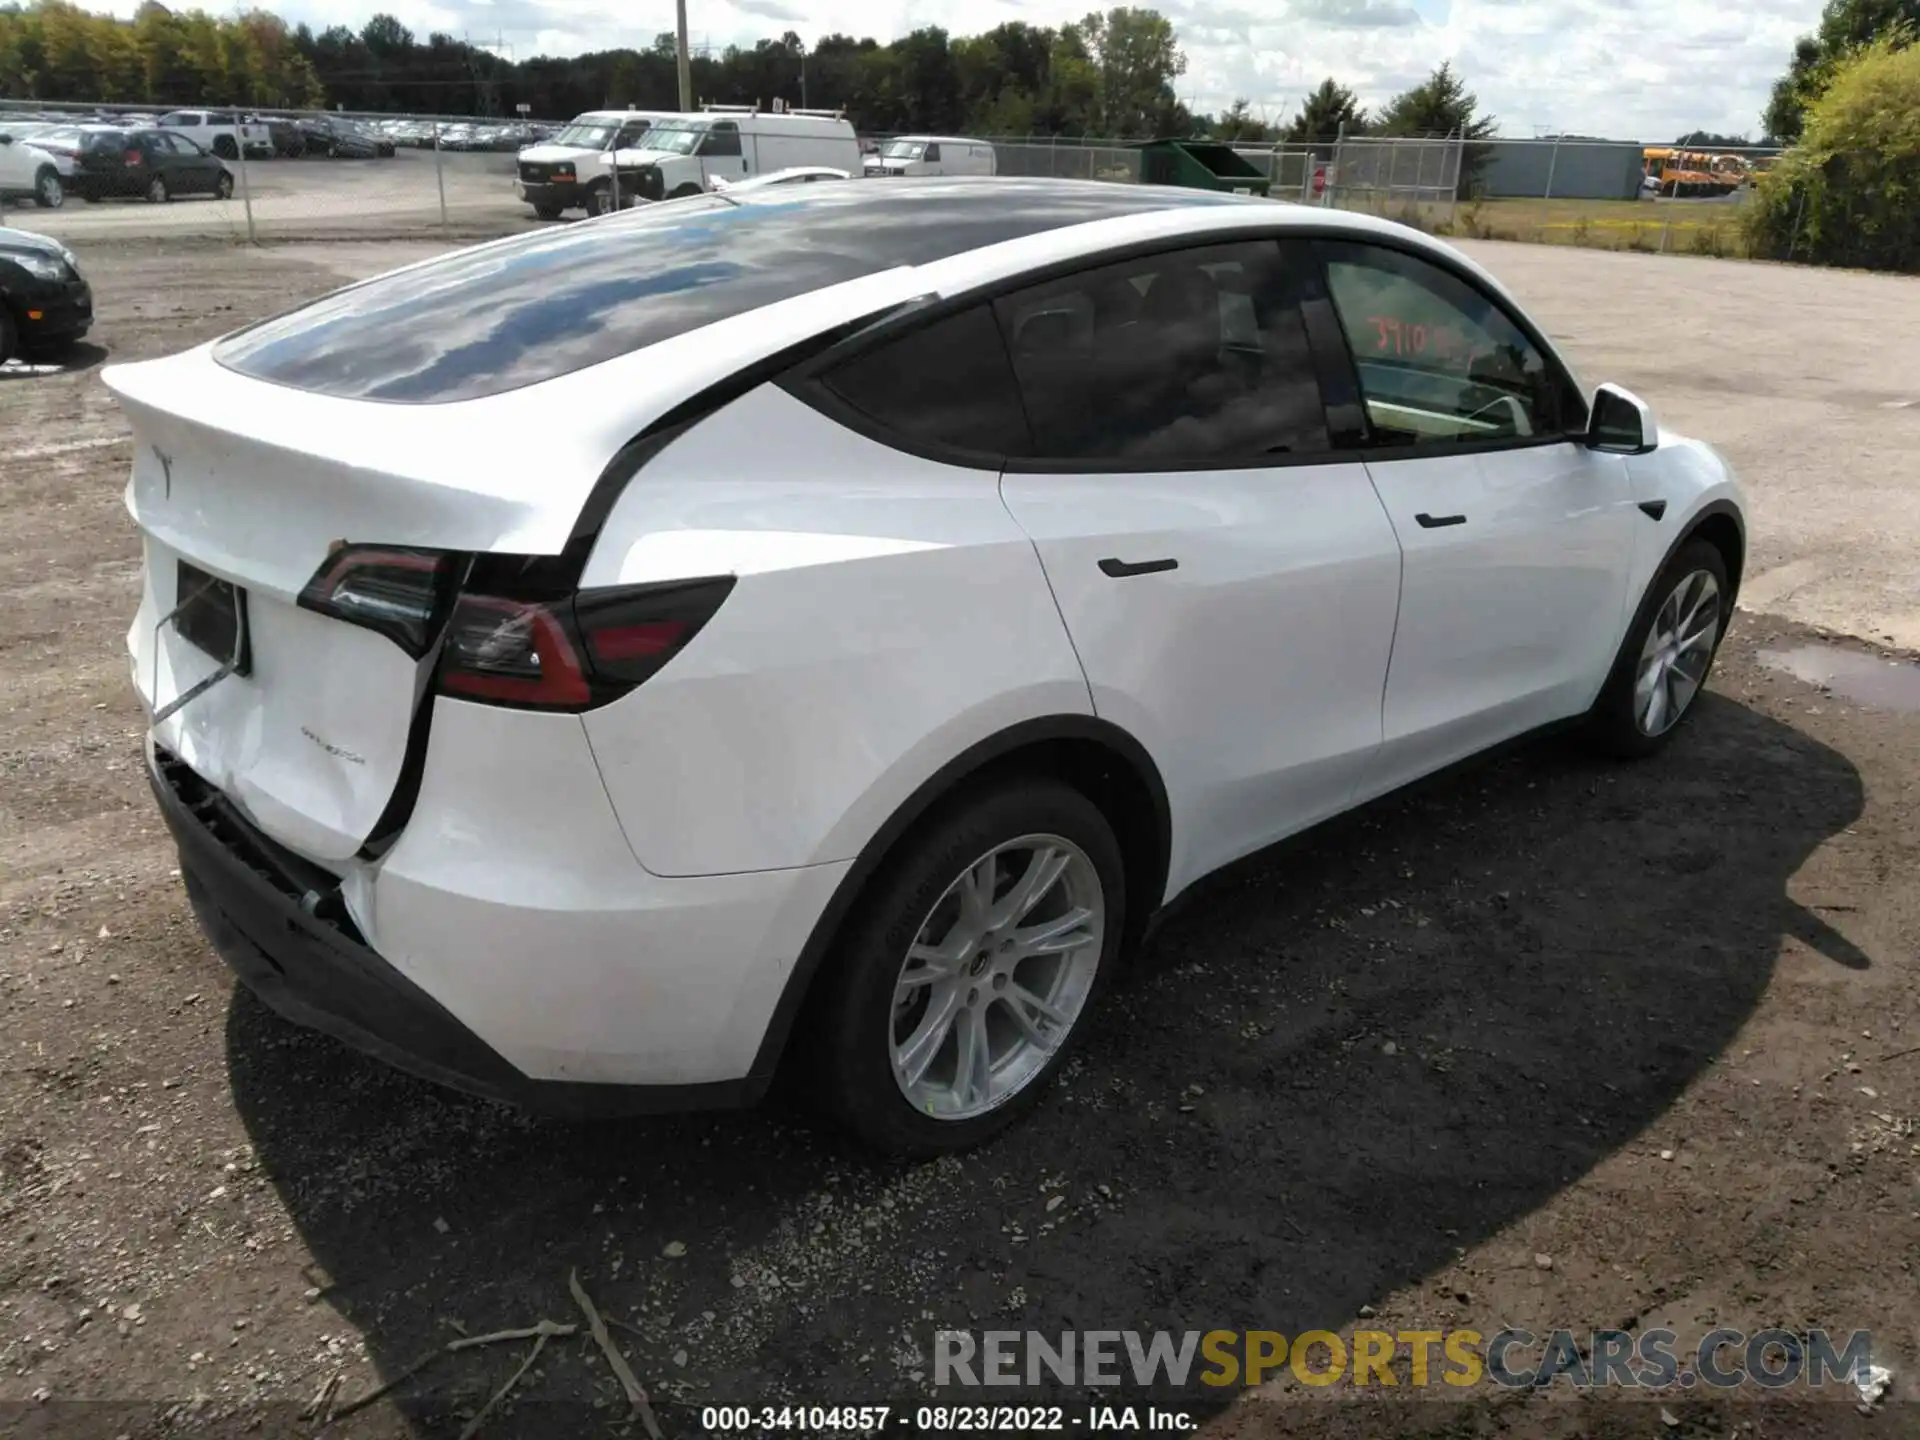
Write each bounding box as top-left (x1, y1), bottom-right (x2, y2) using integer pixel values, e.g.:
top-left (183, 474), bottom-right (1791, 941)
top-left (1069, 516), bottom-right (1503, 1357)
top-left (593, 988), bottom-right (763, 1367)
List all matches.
top-left (108, 347), bottom-right (617, 865)
top-left (107, 253), bottom-right (928, 867)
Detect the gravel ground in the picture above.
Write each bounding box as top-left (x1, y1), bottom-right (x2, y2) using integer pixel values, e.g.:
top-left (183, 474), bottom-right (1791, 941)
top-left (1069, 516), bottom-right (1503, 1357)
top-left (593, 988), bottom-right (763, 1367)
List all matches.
top-left (1, 240), bottom-right (1916, 1440)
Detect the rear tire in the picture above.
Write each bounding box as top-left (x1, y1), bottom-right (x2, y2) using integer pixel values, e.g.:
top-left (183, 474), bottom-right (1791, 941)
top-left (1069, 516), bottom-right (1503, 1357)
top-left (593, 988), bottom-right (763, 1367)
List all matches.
top-left (34, 166), bottom-right (64, 209)
top-left (806, 776), bottom-right (1125, 1157)
top-left (0, 305), bottom-right (17, 366)
top-left (1585, 538), bottom-right (1729, 758)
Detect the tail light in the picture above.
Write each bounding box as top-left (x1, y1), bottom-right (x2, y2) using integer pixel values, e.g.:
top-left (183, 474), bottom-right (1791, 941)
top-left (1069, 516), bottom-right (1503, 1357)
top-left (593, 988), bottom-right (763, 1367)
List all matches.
top-left (297, 543), bottom-right (733, 711)
top-left (298, 544), bottom-right (462, 657)
top-left (437, 575), bottom-right (735, 712)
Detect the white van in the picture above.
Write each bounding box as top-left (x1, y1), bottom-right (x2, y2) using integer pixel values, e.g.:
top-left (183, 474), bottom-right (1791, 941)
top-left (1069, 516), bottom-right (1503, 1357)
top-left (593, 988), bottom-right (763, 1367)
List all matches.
top-left (515, 110), bottom-right (675, 219)
top-left (863, 135), bottom-right (997, 178)
top-left (608, 108), bottom-right (862, 208)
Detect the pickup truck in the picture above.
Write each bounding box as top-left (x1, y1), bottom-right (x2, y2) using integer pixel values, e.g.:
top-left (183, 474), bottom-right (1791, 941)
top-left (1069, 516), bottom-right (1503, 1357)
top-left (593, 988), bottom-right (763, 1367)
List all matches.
top-left (156, 110), bottom-right (272, 161)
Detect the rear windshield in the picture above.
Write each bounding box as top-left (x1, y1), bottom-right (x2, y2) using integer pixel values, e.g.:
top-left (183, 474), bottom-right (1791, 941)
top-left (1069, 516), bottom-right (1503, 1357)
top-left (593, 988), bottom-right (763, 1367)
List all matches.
top-left (213, 180), bottom-right (1255, 405)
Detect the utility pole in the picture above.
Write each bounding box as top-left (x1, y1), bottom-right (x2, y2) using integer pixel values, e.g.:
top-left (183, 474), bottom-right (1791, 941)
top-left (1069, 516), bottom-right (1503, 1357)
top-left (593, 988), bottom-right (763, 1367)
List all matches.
top-left (675, 0), bottom-right (693, 111)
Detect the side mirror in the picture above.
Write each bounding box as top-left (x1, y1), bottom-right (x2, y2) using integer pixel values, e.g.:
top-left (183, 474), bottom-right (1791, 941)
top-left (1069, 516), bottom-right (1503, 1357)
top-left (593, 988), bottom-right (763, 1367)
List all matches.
top-left (1586, 382), bottom-right (1657, 454)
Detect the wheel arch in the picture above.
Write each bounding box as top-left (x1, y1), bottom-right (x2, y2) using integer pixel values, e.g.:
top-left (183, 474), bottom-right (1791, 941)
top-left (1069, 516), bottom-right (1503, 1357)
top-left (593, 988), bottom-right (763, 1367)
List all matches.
top-left (1680, 501), bottom-right (1745, 610)
top-left (744, 714), bottom-right (1171, 1088)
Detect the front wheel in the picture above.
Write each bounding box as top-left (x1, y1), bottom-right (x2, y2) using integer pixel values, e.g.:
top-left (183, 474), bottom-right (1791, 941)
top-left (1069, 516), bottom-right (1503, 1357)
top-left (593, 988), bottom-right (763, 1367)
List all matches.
top-left (212, 136), bottom-right (238, 160)
top-left (144, 174), bottom-right (170, 204)
top-left (586, 181), bottom-right (613, 216)
top-left (1586, 538), bottom-right (1729, 758)
top-left (214, 170), bottom-right (234, 199)
top-left (807, 777), bottom-right (1125, 1156)
top-left (668, 182), bottom-right (703, 199)
top-left (532, 203), bottom-right (564, 221)
top-left (34, 167), bottom-right (64, 209)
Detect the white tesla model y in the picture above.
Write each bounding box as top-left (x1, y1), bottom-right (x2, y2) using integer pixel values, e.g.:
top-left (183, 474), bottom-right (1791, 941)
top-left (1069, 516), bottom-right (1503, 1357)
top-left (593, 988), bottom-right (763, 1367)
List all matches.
top-left (109, 179), bottom-right (1746, 1155)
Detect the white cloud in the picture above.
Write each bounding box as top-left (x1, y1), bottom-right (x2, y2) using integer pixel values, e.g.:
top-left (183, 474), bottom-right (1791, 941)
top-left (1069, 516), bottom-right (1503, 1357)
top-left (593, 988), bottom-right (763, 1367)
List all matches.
top-left (97, 0), bottom-right (1823, 139)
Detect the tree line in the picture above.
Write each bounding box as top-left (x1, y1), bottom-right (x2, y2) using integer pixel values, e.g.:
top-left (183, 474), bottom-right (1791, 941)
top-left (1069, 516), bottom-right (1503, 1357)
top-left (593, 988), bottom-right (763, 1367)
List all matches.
top-left (0, 0), bottom-right (1493, 147)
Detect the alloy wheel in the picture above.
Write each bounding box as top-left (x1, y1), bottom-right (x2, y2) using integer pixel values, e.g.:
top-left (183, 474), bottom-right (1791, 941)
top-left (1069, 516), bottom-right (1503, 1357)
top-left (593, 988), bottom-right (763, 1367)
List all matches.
top-left (1634, 569), bottom-right (1721, 736)
top-left (889, 834), bottom-right (1104, 1121)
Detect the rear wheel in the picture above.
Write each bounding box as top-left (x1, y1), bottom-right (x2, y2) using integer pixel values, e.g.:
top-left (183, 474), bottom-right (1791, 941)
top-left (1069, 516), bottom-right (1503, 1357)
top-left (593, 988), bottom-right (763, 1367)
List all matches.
top-left (145, 174), bottom-right (170, 204)
top-left (807, 777), bottom-right (1125, 1156)
top-left (0, 305), bottom-right (17, 366)
top-left (214, 170), bottom-right (234, 200)
top-left (1586, 538), bottom-right (1729, 758)
top-left (34, 167), bottom-right (64, 209)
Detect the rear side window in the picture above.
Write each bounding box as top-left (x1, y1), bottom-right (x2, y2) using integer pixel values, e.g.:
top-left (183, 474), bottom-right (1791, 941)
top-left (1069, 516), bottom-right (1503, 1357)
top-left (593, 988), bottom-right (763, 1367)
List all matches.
top-left (817, 305), bottom-right (1032, 458)
top-left (994, 240), bottom-right (1331, 465)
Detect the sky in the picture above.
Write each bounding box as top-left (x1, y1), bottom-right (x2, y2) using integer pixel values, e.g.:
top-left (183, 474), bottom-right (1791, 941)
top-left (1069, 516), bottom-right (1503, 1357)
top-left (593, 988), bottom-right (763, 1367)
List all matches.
top-left (106, 0), bottom-right (1824, 140)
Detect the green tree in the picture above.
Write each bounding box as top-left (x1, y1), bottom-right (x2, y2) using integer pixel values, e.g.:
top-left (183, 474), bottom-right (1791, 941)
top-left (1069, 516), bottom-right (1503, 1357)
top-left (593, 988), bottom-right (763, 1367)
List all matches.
top-left (1375, 61), bottom-right (1496, 196)
top-left (1286, 76), bottom-right (1367, 141)
top-left (1764, 0), bottom-right (1919, 140)
top-left (1676, 130), bottom-right (1753, 146)
top-left (1067, 6), bottom-right (1186, 136)
top-left (1209, 98), bottom-right (1275, 142)
top-left (1745, 33), bottom-right (1920, 270)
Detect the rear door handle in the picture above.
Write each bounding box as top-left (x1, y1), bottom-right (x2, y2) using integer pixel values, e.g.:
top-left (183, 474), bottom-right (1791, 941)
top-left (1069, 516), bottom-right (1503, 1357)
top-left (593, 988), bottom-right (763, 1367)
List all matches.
top-left (1414, 512), bottom-right (1467, 529)
top-left (1098, 557), bottom-right (1179, 578)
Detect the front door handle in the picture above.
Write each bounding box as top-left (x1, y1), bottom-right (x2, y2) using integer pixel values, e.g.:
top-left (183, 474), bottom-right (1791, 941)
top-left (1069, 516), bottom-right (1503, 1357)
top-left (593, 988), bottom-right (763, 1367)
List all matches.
top-left (1098, 557), bottom-right (1179, 578)
top-left (1414, 512), bottom-right (1467, 529)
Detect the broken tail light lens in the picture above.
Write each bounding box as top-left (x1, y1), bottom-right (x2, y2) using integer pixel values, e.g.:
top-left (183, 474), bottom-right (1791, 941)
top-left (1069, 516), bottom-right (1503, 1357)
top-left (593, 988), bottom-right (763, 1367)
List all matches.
top-left (436, 576), bottom-right (736, 712)
top-left (297, 544), bottom-right (461, 657)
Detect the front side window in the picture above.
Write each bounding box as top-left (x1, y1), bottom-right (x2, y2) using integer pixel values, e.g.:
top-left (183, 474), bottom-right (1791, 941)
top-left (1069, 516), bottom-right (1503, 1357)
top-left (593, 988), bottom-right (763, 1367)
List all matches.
top-left (1317, 240), bottom-right (1580, 446)
top-left (993, 240), bottom-right (1330, 465)
top-left (923, 143), bottom-right (942, 162)
top-left (881, 140), bottom-right (925, 160)
top-left (614, 120), bottom-right (653, 148)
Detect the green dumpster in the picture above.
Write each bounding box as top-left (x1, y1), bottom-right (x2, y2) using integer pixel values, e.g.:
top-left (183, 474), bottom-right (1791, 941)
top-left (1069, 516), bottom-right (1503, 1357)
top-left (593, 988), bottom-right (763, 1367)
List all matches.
top-left (1133, 139), bottom-right (1271, 197)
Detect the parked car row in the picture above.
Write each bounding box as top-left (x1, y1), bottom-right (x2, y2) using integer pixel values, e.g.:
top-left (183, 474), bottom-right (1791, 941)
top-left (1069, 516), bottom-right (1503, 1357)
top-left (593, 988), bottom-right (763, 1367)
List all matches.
top-left (515, 107), bottom-right (997, 220)
top-left (0, 124), bottom-right (236, 208)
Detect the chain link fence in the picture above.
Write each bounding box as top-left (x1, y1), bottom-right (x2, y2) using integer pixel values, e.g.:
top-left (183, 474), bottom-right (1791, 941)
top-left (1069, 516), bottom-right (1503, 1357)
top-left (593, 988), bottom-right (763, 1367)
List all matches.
top-left (0, 100), bottom-right (1796, 264)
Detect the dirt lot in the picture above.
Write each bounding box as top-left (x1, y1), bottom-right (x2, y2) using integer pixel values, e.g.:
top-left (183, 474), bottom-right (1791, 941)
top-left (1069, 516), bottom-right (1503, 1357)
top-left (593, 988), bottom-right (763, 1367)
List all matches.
top-left (1, 239), bottom-right (1918, 1440)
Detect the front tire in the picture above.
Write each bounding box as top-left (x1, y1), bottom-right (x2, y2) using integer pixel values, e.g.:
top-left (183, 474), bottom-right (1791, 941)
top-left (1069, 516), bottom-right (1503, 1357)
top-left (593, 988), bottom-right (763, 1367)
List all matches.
top-left (214, 170), bottom-right (234, 200)
top-left (1586, 538), bottom-right (1729, 758)
top-left (808, 777), bottom-right (1125, 1157)
top-left (34, 167), bottom-right (64, 209)
top-left (145, 174), bottom-right (170, 204)
top-left (212, 136), bottom-right (238, 160)
top-left (0, 305), bottom-right (17, 366)
top-left (586, 181), bottom-right (613, 216)
top-left (532, 203), bottom-right (564, 221)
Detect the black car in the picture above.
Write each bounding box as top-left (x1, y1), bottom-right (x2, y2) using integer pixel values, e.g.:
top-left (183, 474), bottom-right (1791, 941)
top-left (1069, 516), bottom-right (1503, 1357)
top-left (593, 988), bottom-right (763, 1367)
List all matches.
top-left (53, 127), bottom-right (235, 203)
top-left (0, 227), bottom-right (91, 364)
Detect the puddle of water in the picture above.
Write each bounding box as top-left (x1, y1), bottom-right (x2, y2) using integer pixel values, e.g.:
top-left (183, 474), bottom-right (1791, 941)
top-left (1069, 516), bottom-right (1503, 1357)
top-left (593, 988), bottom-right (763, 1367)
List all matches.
top-left (1757, 644), bottom-right (1920, 713)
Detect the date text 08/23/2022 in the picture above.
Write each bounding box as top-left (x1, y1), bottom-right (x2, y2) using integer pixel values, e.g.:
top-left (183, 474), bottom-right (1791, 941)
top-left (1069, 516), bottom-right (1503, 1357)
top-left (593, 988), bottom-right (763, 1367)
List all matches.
top-left (698, 1405), bottom-right (1196, 1433)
